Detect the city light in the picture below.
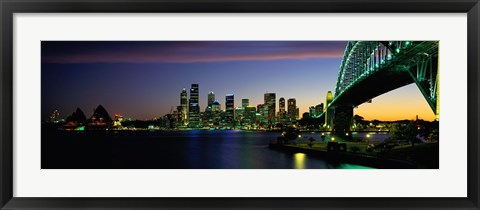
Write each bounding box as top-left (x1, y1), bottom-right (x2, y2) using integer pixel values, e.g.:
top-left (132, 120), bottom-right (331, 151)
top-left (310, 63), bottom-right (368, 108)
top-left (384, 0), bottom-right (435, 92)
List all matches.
top-left (42, 41), bottom-right (439, 170)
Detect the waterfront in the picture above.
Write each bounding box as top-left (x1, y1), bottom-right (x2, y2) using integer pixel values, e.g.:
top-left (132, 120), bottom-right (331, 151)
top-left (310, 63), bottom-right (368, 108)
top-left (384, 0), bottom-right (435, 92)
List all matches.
top-left (41, 41), bottom-right (439, 170)
top-left (42, 129), bottom-right (374, 169)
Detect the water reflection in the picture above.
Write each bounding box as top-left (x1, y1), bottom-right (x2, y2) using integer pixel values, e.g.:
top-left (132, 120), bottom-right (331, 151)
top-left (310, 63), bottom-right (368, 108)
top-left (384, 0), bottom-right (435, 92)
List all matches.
top-left (338, 164), bottom-right (373, 169)
top-left (44, 129), bottom-right (376, 169)
top-left (293, 153), bottom-right (306, 169)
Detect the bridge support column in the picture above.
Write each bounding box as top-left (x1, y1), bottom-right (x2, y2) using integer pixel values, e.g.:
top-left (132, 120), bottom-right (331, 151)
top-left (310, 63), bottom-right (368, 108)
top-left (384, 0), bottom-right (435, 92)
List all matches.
top-left (325, 106), bottom-right (334, 129)
top-left (332, 105), bottom-right (354, 138)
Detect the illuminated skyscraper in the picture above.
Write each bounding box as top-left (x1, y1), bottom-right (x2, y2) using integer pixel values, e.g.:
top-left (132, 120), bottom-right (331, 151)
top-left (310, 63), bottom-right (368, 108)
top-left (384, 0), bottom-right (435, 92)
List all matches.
top-left (257, 104), bottom-right (264, 118)
top-left (296, 107), bottom-right (300, 120)
top-left (208, 91), bottom-right (215, 106)
top-left (210, 100), bottom-right (222, 126)
top-left (315, 103), bottom-right (324, 116)
top-left (264, 93), bottom-right (276, 124)
top-left (212, 100), bottom-right (221, 112)
top-left (309, 103), bottom-right (324, 118)
top-left (279, 97), bottom-right (285, 113)
top-left (244, 106), bottom-right (256, 124)
top-left (278, 97), bottom-right (286, 122)
top-left (173, 106), bottom-right (182, 128)
top-left (242, 98), bottom-right (249, 108)
top-left (205, 91), bottom-right (215, 112)
top-left (309, 106), bottom-right (316, 118)
top-left (235, 106), bottom-right (244, 125)
top-left (287, 98), bottom-right (296, 121)
top-left (188, 84), bottom-right (200, 128)
top-left (180, 88), bottom-right (188, 125)
top-left (225, 94), bottom-right (235, 126)
top-left (261, 105), bottom-right (269, 125)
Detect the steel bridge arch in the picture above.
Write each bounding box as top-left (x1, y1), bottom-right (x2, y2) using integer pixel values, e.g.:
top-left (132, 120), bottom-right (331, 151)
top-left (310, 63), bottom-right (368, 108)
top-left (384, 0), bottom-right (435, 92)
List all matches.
top-left (332, 41), bottom-right (439, 119)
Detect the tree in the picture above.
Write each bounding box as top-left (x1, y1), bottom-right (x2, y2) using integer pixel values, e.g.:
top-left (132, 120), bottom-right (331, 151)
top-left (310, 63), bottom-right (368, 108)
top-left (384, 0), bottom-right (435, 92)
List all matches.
top-left (353, 115), bottom-right (364, 122)
top-left (350, 146), bottom-right (360, 153)
top-left (404, 122), bottom-right (419, 146)
top-left (389, 121), bottom-right (419, 146)
top-left (427, 129), bottom-right (439, 143)
top-left (353, 115), bottom-right (365, 130)
top-left (283, 126), bottom-right (301, 142)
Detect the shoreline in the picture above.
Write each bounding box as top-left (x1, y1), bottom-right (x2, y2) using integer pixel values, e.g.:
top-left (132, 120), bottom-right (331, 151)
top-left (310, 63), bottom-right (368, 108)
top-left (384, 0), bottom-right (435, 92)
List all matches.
top-left (49, 127), bottom-right (389, 133)
top-left (268, 143), bottom-right (418, 169)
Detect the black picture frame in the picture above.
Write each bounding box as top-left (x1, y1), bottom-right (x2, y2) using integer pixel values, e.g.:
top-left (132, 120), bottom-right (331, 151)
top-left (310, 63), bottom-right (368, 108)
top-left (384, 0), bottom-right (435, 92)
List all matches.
top-left (1, 0), bottom-right (479, 209)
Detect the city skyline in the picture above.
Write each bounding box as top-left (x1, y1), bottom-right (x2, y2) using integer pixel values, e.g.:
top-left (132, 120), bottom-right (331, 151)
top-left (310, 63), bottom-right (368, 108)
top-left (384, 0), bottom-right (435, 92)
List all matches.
top-left (42, 41), bottom-right (436, 121)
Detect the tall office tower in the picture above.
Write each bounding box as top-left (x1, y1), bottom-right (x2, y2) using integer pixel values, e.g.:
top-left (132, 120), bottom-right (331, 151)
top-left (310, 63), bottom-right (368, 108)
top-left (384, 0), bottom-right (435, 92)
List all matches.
top-left (242, 98), bottom-right (249, 108)
top-left (210, 100), bottom-right (221, 126)
top-left (279, 97), bottom-right (285, 113)
top-left (205, 91), bottom-right (215, 112)
top-left (244, 106), bottom-right (256, 124)
top-left (257, 104), bottom-right (264, 122)
top-left (208, 91), bottom-right (215, 106)
top-left (278, 97), bottom-right (286, 122)
top-left (315, 103), bottom-right (324, 116)
top-left (264, 93), bottom-right (276, 124)
top-left (309, 106), bottom-right (316, 118)
top-left (188, 84), bottom-right (200, 128)
top-left (235, 106), bottom-right (244, 124)
top-left (296, 107), bottom-right (300, 120)
top-left (262, 105), bottom-right (269, 124)
top-left (287, 98), bottom-right (296, 121)
top-left (212, 100), bottom-right (221, 112)
top-left (180, 88), bottom-right (188, 125)
top-left (174, 106), bottom-right (183, 127)
top-left (225, 94), bottom-right (235, 125)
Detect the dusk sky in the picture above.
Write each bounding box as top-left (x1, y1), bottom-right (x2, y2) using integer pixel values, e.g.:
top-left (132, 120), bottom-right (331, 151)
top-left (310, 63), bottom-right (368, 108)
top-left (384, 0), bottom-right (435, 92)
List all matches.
top-left (41, 41), bottom-right (436, 121)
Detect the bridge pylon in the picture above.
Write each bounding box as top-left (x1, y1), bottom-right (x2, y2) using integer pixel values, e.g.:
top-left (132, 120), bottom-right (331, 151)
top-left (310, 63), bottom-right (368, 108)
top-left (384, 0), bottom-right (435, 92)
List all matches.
top-left (331, 105), bottom-right (354, 139)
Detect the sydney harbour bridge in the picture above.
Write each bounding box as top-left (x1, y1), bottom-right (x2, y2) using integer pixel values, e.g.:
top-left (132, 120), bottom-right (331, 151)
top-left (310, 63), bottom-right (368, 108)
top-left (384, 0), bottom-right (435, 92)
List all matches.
top-left (322, 41), bottom-right (439, 135)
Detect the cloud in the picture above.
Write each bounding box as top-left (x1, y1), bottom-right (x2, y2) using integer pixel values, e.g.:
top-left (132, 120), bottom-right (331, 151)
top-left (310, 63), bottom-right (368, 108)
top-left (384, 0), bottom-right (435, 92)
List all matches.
top-left (42, 41), bottom-right (346, 64)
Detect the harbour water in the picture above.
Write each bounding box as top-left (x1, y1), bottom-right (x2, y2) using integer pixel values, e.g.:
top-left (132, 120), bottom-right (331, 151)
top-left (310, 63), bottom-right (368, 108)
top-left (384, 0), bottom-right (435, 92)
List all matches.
top-left (42, 129), bottom-right (379, 169)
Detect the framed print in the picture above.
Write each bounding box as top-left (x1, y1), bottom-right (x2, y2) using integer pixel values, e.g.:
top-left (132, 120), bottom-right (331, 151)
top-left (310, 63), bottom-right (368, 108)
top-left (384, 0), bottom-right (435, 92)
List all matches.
top-left (1, 0), bottom-right (479, 209)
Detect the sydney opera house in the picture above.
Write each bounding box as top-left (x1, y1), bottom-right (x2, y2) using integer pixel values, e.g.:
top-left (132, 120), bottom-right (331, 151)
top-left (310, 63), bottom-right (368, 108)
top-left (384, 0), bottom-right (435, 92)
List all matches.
top-left (62, 105), bottom-right (114, 131)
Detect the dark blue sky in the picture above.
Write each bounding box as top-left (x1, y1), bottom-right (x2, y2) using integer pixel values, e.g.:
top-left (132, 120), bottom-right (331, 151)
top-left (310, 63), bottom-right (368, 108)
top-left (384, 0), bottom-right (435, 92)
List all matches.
top-left (41, 41), bottom-right (435, 121)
